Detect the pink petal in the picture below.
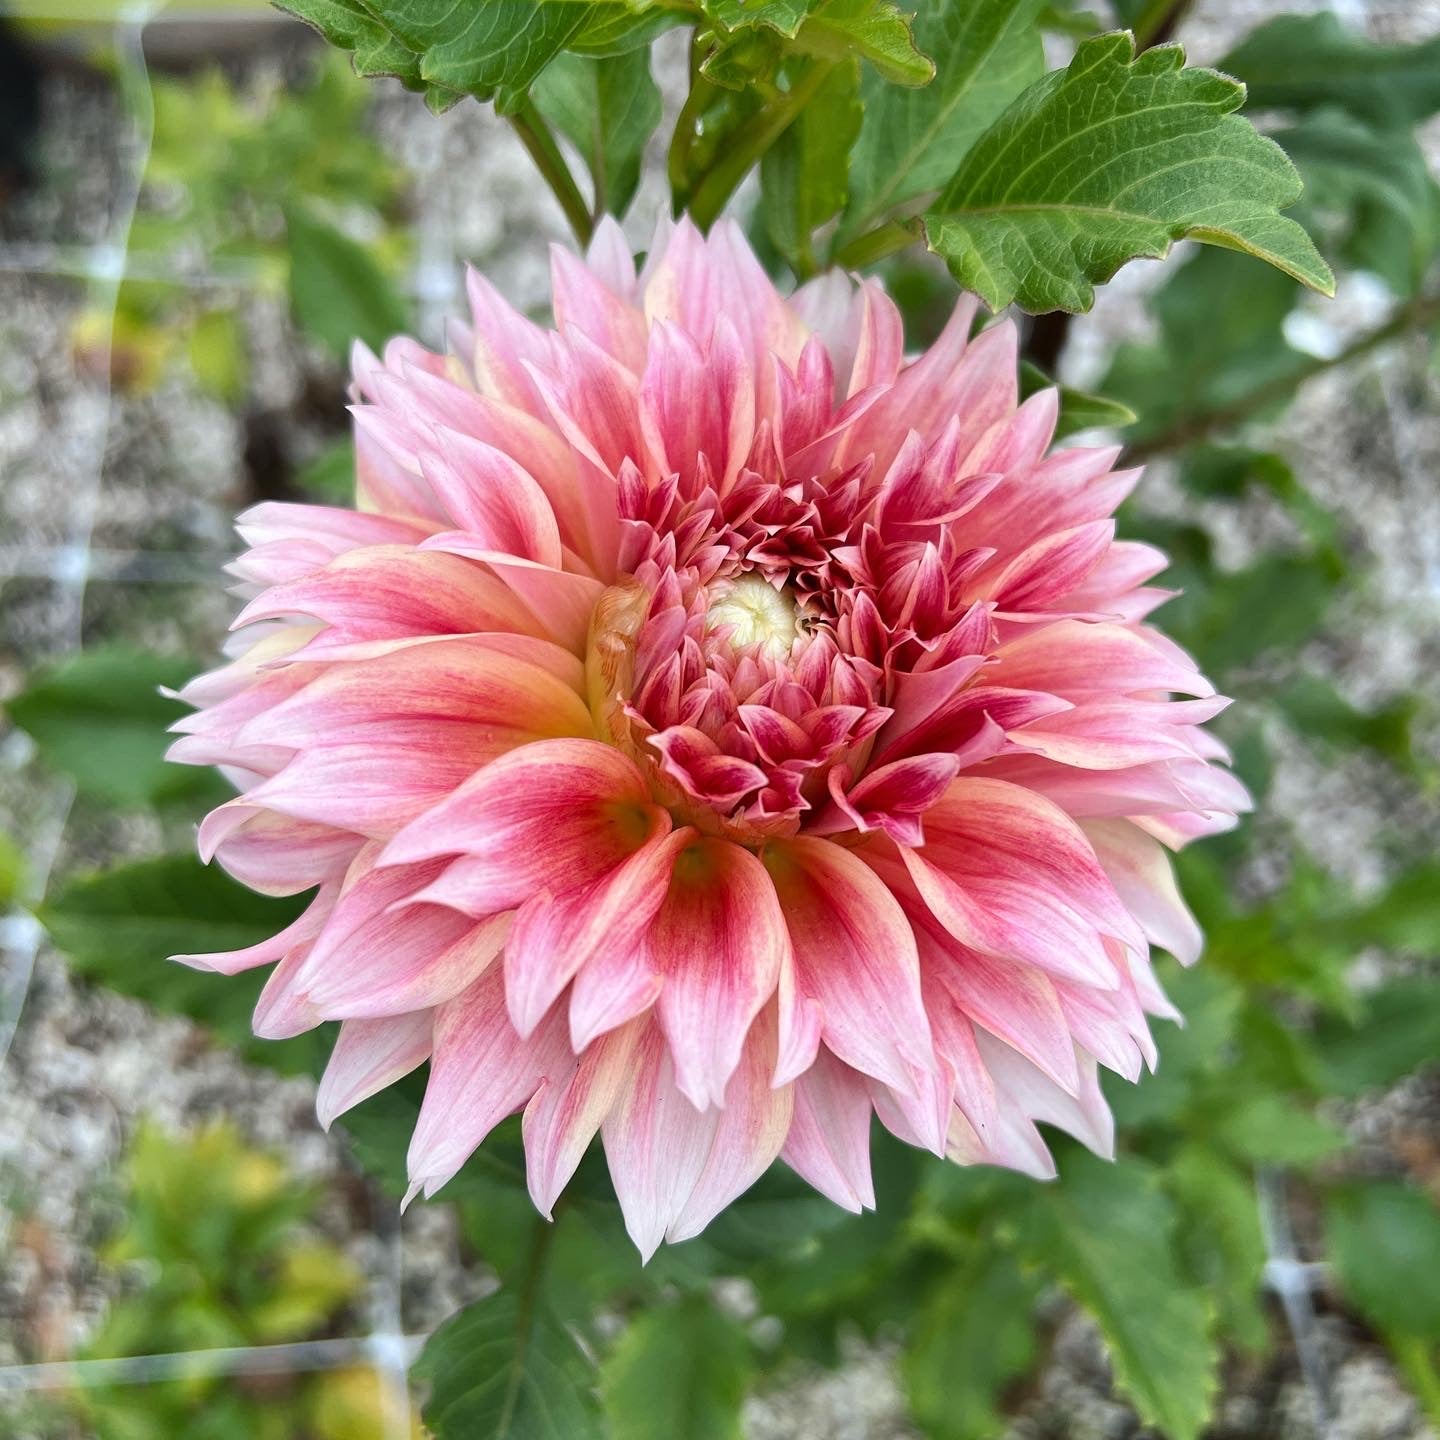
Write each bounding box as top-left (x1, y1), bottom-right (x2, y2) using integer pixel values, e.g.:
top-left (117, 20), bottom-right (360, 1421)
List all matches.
top-left (504, 827), bottom-right (694, 1039)
top-left (382, 740), bottom-right (668, 912)
top-left (251, 947), bottom-right (323, 1040)
top-left (910, 905), bottom-right (1079, 1094)
top-left (417, 536), bottom-right (604, 653)
top-left (989, 620), bottom-right (1213, 700)
top-left (407, 965), bottom-right (569, 1200)
top-left (765, 836), bottom-right (935, 1092)
top-left (601, 1021), bottom-right (721, 1261)
top-left (522, 1018), bottom-right (643, 1218)
top-left (781, 1046), bottom-right (876, 1212)
top-left (669, 1006), bottom-right (793, 1242)
top-left (417, 428), bottom-right (563, 567)
top-left (236, 636), bottom-right (591, 753)
top-left (232, 546), bottom-right (544, 653)
top-left (653, 838), bottom-right (787, 1111)
top-left (1083, 819), bottom-right (1203, 965)
top-left (901, 777), bottom-right (1144, 984)
top-left (974, 1030), bottom-right (1115, 1160)
top-left (568, 936), bottom-right (665, 1052)
top-left (317, 1012), bottom-right (433, 1130)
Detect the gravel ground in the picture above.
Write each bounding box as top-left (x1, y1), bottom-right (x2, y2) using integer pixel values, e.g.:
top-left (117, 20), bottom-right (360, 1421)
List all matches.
top-left (1, 5), bottom-right (1437, 1437)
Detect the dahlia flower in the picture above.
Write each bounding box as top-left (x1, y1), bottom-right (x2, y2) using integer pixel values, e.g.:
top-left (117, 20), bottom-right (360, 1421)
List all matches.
top-left (170, 218), bottom-right (1245, 1257)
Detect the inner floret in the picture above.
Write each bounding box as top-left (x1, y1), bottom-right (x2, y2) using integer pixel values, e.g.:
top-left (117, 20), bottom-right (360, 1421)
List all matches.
top-left (705, 573), bottom-right (800, 659)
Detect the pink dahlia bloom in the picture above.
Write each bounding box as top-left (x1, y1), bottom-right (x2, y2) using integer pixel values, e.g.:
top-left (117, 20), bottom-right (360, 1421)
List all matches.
top-left (171, 218), bottom-right (1246, 1256)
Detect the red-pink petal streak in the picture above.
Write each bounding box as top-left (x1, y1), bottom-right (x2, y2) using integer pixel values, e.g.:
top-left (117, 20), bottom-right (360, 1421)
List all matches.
top-left (174, 216), bottom-right (1245, 1254)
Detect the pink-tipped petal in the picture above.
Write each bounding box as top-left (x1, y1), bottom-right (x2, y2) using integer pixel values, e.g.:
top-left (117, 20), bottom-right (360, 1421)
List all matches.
top-left (782, 1046), bottom-right (876, 1212)
top-left (382, 740), bottom-right (667, 910)
top-left (669, 1007), bottom-right (793, 1241)
top-left (602, 1021), bottom-right (721, 1262)
top-left (653, 838), bottom-right (787, 1112)
top-left (766, 836), bottom-right (936, 1093)
top-left (317, 1012), bottom-right (433, 1130)
top-left (523, 1019), bottom-right (643, 1218)
top-left (1083, 818), bottom-right (1203, 965)
top-left (407, 966), bottom-right (568, 1199)
top-left (505, 827), bottom-right (692, 1039)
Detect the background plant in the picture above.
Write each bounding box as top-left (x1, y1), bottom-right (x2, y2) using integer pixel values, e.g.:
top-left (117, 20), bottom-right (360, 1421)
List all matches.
top-left (26, 1122), bottom-right (418, 1440)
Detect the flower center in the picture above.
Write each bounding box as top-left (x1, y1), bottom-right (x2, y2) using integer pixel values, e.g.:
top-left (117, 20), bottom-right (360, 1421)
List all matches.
top-left (705, 574), bottom-right (798, 659)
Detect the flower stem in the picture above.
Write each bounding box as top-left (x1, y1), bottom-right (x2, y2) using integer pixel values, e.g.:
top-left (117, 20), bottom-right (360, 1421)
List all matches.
top-left (669, 32), bottom-right (719, 214)
top-left (1390, 1334), bottom-right (1440, 1430)
top-left (509, 101), bottom-right (594, 250)
top-left (687, 60), bottom-right (834, 231)
top-left (1127, 292), bottom-right (1440, 460)
top-left (831, 217), bottom-right (924, 271)
top-left (1131, 0), bottom-right (1195, 48)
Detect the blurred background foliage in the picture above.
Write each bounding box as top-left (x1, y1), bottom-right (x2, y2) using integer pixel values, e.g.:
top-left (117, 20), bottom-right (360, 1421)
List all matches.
top-left (19, 1122), bottom-right (420, 1439)
top-left (1, 1), bottom-right (1438, 1438)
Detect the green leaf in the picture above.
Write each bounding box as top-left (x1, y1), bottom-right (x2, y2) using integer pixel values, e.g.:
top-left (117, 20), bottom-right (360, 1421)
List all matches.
top-left (533, 48), bottom-right (661, 218)
top-left (1176, 446), bottom-right (1339, 554)
top-left (274, 0), bottom-right (457, 108)
top-left (795, 0), bottom-right (935, 87)
top-left (285, 202), bottom-right (409, 360)
top-left (1019, 359), bottom-right (1135, 438)
top-left (6, 647), bottom-right (223, 810)
top-left (187, 306), bottom-right (249, 405)
top-left (1167, 1147), bottom-right (1269, 1355)
top-left (1037, 0), bottom-right (1103, 39)
top-left (1212, 1094), bottom-right (1345, 1168)
top-left (1273, 672), bottom-right (1421, 773)
top-left (600, 1295), bottom-right (752, 1440)
top-left (1279, 110), bottom-right (1440, 298)
top-left (568, 5), bottom-right (689, 58)
top-left (1219, 13), bottom-right (1440, 131)
top-left (1327, 1182), bottom-right (1440, 1339)
top-left (295, 439), bottom-right (357, 504)
top-left (39, 855), bottom-right (325, 1076)
top-left (704, 0), bottom-right (814, 39)
top-left (1315, 976), bottom-right (1440, 1098)
top-left (1018, 1151), bottom-right (1217, 1439)
top-left (416, 1287), bottom-right (604, 1440)
top-left (760, 59), bottom-right (863, 273)
top-left (701, 1161), bottom-right (857, 1264)
top-left (349, 0), bottom-right (590, 112)
top-left (1101, 249), bottom-right (1310, 445)
top-left (903, 1248), bottom-right (1039, 1440)
top-left (841, 0), bottom-right (1044, 240)
top-left (924, 32), bottom-right (1334, 313)
top-left (1339, 862), bottom-right (1440, 955)
top-left (0, 832), bottom-right (25, 909)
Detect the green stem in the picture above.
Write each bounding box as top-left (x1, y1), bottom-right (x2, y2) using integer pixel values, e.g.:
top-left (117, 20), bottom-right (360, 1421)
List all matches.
top-left (669, 32), bottom-right (718, 213)
top-left (831, 217), bottom-right (924, 271)
top-left (509, 101), bottom-right (594, 249)
top-left (1132, 0), bottom-right (1195, 48)
top-left (1389, 1334), bottom-right (1440, 1430)
top-left (1127, 292), bottom-right (1440, 460)
top-left (687, 60), bottom-right (834, 231)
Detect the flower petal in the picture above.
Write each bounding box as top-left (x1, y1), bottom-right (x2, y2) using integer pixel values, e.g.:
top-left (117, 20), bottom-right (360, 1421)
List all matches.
top-left (765, 836), bottom-right (935, 1092)
top-left (652, 838), bottom-right (787, 1111)
top-left (505, 827), bottom-right (693, 1039)
top-left (781, 1046), bottom-right (876, 1212)
top-left (382, 740), bottom-right (668, 913)
top-left (317, 1012), bottom-right (433, 1130)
